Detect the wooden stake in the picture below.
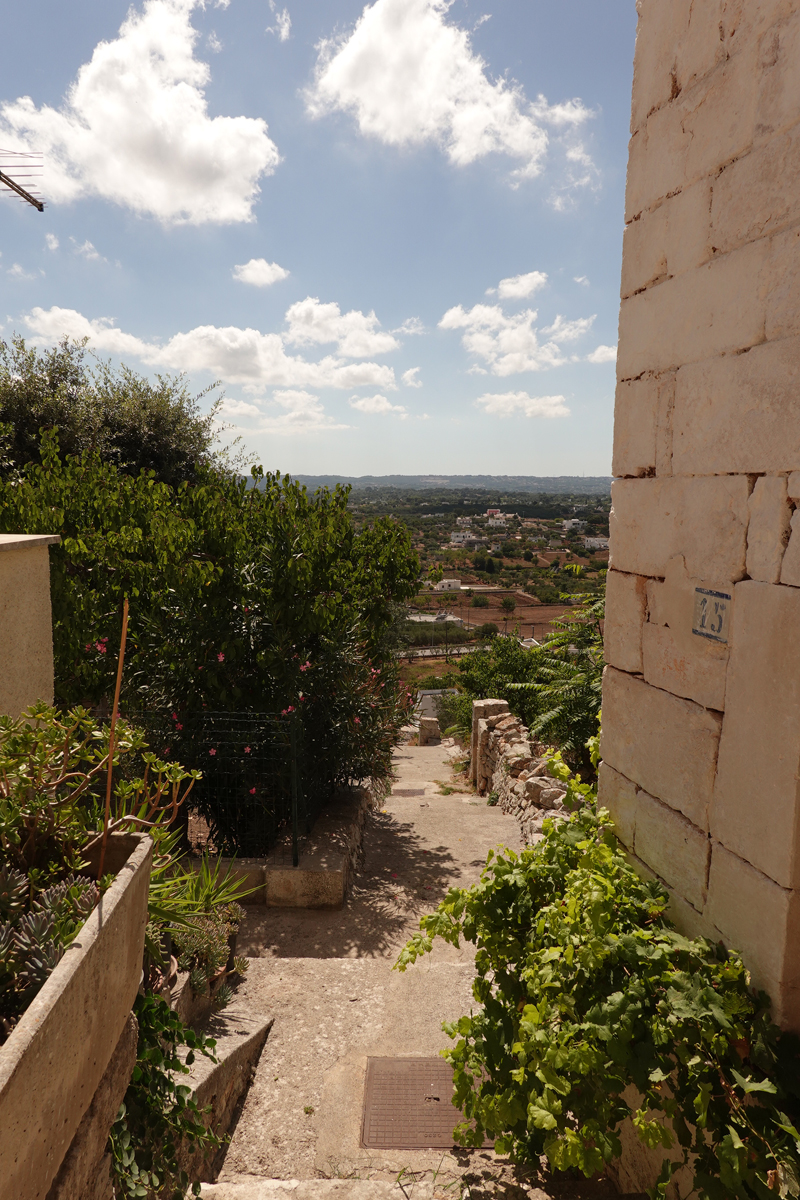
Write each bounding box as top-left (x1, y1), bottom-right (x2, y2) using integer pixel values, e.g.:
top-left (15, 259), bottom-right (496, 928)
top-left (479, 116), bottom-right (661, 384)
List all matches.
top-left (98, 597), bottom-right (129, 879)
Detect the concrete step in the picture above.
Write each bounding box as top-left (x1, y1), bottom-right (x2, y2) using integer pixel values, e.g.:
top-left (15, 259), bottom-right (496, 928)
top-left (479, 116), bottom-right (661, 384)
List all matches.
top-left (201, 1180), bottom-right (434, 1199)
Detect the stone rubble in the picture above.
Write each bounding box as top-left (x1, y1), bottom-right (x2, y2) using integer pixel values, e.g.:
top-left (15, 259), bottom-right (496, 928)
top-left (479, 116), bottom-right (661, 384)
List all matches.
top-left (470, 700), bottom-right (568, 846)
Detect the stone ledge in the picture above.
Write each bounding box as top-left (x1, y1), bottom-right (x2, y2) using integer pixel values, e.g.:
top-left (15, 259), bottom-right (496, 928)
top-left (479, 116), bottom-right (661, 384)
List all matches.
top-left (214, 786), bottom-right (375, 911)
top-left (0, 533), bottom-right (61, 552)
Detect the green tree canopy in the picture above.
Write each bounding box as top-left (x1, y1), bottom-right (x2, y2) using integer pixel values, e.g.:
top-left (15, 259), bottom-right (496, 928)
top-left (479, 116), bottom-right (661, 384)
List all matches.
top-left (0, 335), bottom-right (240, 486)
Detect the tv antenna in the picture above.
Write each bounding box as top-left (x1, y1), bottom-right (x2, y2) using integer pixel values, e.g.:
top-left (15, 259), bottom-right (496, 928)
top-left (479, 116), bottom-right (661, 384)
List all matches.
top-left (0, 149), bottom-right (44, 212)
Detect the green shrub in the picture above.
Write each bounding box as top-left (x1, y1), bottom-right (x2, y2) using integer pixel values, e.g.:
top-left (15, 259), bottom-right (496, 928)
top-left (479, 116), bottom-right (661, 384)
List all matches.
top-left (474, 622), bottom-right (499, 639)
top-left (0, 431), bottom-right (419, 796)
top-left (397, 779), bottom-right (800, 1200)
top-left (471, 595), bottom-right (490, 609)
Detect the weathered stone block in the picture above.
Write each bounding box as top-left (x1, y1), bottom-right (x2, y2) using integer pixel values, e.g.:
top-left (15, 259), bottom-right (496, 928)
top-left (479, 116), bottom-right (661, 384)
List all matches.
top-left (597, 761), bottom-right (638, 849)
top-left (647, 559), bottom-right (734, 715)
top-left (617, 239), bottom-right (768, 380)
top-left (612, 373), bottom-right (676, 478)
top-left (625, 47), bottom-right (758, 220)
top-left (0, 535), bottom-right (60, 719)
top-left (755, 9), bottom-right (800, 140)
top-left (711, 126), bottom-right (800, 258)
top-left (634, 790), bottom-right (710, 911)
top-left (711, 581), bottom-right (800, 888)
top-left (642, 622), bottom-right (728, 711)
top-left (788, 473), bottom-right (800, 500)
top-left (612, 376), bottom-right (657, 477)
top-left (706, 841), bottom-right (800, 1028)
top-left (621, 181), bottom-right (711, 299)
top-left (604, 569), bottom-right (648, 674)
top-left (601, 667), bottom-right (722, 831)
top-left (609, 476), bottom-right (749, 581)
top-left (746, 475), bottom-right (791, 582)
top-left (766, 225), bottom-right (800, 342)
top-left (629, 0), bottom-right (693, 134)
top-left (780, 510), bottom-right (800, 586)
top-left (673, 337), bottom-right (800, 474)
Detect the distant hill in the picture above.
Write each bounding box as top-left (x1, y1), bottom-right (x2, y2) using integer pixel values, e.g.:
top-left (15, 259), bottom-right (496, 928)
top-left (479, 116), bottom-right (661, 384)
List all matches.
top-left (291, 474), bottom-right (612, 494)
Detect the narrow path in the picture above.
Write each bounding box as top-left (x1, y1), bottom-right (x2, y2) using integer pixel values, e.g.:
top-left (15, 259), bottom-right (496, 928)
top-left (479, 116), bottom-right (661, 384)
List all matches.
top-left (212, 741), bottom-right (522, 1192)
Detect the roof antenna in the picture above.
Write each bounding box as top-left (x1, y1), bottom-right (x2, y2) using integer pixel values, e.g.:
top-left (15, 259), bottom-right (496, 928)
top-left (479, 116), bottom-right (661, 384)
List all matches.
top-left (0, 148), bottom-right (45, 212)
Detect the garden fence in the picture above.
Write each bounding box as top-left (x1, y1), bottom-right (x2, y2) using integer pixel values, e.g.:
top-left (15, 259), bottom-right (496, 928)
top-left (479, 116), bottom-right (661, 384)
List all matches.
top-left (115, 710), bottom-right (332, 865)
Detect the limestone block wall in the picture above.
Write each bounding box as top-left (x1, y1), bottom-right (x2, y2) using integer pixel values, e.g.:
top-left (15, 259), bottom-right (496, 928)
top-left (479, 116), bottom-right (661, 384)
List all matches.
top-left (602, 0), bottom-right (800, 1029)
top-left (0, 533), bottom-right (60, 717)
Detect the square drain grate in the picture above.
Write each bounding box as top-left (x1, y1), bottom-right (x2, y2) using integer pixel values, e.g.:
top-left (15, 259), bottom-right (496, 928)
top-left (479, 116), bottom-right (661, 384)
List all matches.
top-left (391, 788), bottom-right (425, 797)
top-left (361, 1056), bottom-right (486, 1149)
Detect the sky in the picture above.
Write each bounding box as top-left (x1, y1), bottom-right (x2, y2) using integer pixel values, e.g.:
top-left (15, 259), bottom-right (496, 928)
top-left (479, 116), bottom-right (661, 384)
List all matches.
top-left (0, 0), bottom-right (637, 476)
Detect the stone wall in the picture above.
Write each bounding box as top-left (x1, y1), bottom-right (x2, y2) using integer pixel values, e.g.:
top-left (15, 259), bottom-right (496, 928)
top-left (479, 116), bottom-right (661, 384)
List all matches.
top-left (603, 0), bottom-right (800, 1030)
top-left (470, 699), bottom-right (569, 844)
top-left (0, 534), bottom-right (60, 718)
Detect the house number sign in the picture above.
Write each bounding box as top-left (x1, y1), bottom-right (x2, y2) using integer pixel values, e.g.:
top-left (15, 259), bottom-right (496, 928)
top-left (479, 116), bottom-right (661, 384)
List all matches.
top-left (692, 587), bottom-right (731, 643)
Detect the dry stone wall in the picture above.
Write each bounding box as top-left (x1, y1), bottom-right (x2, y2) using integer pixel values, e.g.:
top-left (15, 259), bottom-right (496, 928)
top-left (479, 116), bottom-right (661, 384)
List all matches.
top-left (470, 699), bottom-right (569, 845)
top-left (604, 0), bottom-right (800, 1029)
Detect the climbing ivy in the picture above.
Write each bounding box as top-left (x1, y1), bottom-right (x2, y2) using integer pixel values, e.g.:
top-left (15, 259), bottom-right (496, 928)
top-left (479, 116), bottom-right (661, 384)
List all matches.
top-left (396, 768), bottom-right (800, 1199)
top-left (110, 994), bottom-right (221, 1199)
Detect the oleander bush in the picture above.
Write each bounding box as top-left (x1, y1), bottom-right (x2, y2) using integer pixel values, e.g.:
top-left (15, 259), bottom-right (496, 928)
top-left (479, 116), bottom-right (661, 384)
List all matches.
top-left (0, 428), bottom-right (419, 801)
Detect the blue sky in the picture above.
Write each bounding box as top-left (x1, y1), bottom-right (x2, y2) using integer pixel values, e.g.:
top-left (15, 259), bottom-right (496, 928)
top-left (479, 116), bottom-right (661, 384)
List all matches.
top-left (1, 0), bottom-right (636, 476)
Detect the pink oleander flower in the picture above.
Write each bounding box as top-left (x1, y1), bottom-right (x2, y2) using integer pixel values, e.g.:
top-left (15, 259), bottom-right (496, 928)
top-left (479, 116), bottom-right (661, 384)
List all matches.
top-left (354, 717), bottom-right (361, 725)
top-left (217, 652), bottom-right (225, 662)
top-left (249, 787), bottom-right (256, 795)
top-left (176, 723), bottom-right (183, 731)
top-left (85, 644), bottom-right (91, 652)
top-left (281, 706), bottom-right (296, 716)
top-left (244, 746), bottom-right (251, 753)
top-left (172, 712), bottom-right (178, 721)
top-left (209, 748), bottom-right (217, 756)
top-left (96, 643), bottom-right (107, 654)
top-left (300, 660), bottom-right (311, 672)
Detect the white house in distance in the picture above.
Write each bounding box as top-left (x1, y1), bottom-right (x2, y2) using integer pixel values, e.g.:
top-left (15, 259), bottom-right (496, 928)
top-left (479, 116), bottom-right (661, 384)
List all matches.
top-left (433, 578), bottom-right (462, 592)
top-left (584, 536), bottom-right (609, 551)
top-left (450, 531), bottom-right (474, 546)
top-left (456, 516), bottom-right (472, 527)
top-left (563, 518), bottom-right (587, 532)
top-left (487, 518), bottom-right (507, 529)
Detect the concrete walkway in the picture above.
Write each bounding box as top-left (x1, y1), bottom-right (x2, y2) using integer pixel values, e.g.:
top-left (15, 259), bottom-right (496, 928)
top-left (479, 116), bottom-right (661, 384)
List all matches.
top-left (211, 741), bottom-right (526, 1194)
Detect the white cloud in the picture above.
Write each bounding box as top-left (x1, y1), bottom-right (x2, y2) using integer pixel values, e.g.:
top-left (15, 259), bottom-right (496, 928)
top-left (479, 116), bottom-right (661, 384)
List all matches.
top-left (586, 344), bottom-right (617, 364)
top-left (232, 258), bottom-right (289, 287)
top-left (396, 316), bottom-right (424, 335)
top-left (221, 398), bottom-right (262, 417)
top-left (45, 233), bottom-right (59, 251)
top-left (267, 3), bottom-right (292, 41)
top-left (540, 314), bottom-right (595, 343)
top-left (306, 0), bottom-right (592, 187)
top-left (439, 302), bottom-right (594, 375)
top-left (486, 270), bottom-right (547, 300)
top-left (348, 393), bottom-right (407, 415)
top-left (207, 31), bottom-right (222, 53)
top-left (258, 389), bottom-right (351, 434)
top-left (476, 391), bottom-right (570, 418)
top-left (284, 297), bottom-right (399, 358)
top-left (71, 237), bottom-right (104, 262)
top-left (7, 263), bottom-right (38, 280)
top-left (401, 367), bottom-right (422, 388)
top-left (0, 0), bottom-right (279, 225)
top-left (574, 275), bottom-right (589, 286)
top-left (23, 305), bottom-right (398, 393)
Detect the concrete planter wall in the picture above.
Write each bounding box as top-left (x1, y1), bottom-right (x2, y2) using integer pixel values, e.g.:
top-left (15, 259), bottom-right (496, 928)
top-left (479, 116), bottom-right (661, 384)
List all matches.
top-left (0, 832), bottom-right (153, 1200)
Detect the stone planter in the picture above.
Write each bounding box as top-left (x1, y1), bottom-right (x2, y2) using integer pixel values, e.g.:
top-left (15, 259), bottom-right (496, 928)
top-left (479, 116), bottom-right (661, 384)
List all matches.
top-left (0, 832), bottom-right (153, 1200)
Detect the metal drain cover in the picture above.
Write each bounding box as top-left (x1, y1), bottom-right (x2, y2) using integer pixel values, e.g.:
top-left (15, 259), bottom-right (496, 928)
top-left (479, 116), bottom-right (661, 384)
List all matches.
top-left (361, 1057), bottom-right (482, 1149)
top-left (391, 788), bottom-right (425, 797)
